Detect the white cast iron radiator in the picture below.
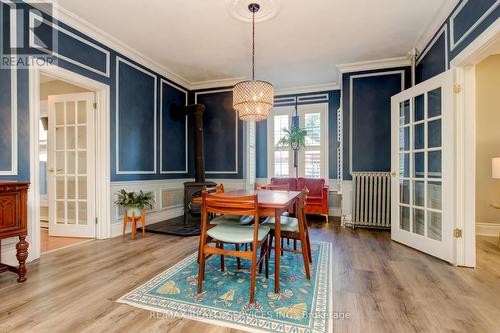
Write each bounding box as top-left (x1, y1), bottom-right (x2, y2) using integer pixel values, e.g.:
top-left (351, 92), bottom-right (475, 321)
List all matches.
top-left (351, 172), bottom-right (391, 228)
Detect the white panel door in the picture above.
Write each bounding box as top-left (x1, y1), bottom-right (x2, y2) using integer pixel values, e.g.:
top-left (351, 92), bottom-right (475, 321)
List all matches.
top-left (48, 92), bottom-right (96, 238)
top-left (391, 70), bottom-right (454, 263)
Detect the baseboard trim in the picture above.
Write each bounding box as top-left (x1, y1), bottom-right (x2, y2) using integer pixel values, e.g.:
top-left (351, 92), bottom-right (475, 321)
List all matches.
top-left (476, 223), bottom-right (500, 237)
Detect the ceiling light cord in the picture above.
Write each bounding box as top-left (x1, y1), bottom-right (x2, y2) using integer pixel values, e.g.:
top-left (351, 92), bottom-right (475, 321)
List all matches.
top-left (252, 8), bottom-right (255, 80)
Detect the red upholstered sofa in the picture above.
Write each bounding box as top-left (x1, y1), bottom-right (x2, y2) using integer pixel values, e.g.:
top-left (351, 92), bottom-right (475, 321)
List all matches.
top-left (270, 178), bottom-right (329, 221)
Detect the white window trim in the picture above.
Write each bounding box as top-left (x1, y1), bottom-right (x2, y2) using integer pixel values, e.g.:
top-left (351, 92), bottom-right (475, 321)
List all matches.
top-left (267, 103), bottom-right (329, 179)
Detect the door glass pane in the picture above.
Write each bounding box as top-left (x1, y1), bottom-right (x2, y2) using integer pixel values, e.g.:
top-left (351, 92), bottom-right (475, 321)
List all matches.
top-left (56, 151), bottom-right (64, 169)
top-left (304, 151), bottom-right (321, 178)
top-left (414, 123), bottom-right (424, 149)
top-left (413, 181), bottom-right (424, 207)
top-left (55, 102), bottom-right (64, 125)
top-left (428, 151), bottom-right (442, 178)
top-left (414, 152), bottom-right (424, 178)
top-left (428, 211), bottom-right (442, 241)
top-left (413, 209), bottom-right (425, 236)
top-left (56, 201), bottom-right (65, 224)
top-left (67, 177), bottom-right (76, 199)
top-left (428, 119), bottom-right (441, 148)
top-left (56, 128), bottom-right (64, 149)
top-left (77, 101), bottom-right (87, 124)
top-left (78, 201), bottom-right (87, 225)
top-left (414, 94), bottom-right (425, 121)
top-left (67, 151), bottom-right (76, 175)
top-left (56, 176), bottom-right (65, 199)
top-left (399, 127), bottom-right (409, 151)
top-left (66, 102), bottom-right (75, 125)
top-left (78, 176), bottom-right (87, 199)
top-left (78, 126), bottom-right (87, 149)
top-left (428, 88), bottom-right (442, 118)
top-left (400, 153), bottom-right (410, 178)
top-left (67, 126), bottom-right (76, 149)
top-left (67, 201), bottom-right (76, 224)
top-left (274, 151), bottom-right (289, 177)
top-left (400, 100), bottom-right (410, 125)
top-left (304, 113), bottom-right (320, 145)
top-left (78, 151), bottom-right (87, 174)
top-left (400, 180), bottom-right (410, 204)
top-left (428, 182), bottom-right (442, 210)
top-left (400, 206), bottom-right (410, 231)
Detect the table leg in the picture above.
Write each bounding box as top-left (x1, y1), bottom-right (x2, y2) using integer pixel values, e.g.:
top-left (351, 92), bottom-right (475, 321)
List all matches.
top-left (16, 236), bottom-right (28, 283)
top-left (274, 208), bottom-right (281, 293)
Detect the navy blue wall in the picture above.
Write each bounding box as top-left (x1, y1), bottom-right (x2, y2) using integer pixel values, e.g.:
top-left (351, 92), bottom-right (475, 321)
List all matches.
top-left (0, 1), bottom-right (192, 182)
top-left (194, 89), bottom-right (244, 179)
top-left (342, 67), bottom-right (411, 180)
top-left (416, 0), bottom-right (499, 84)
top-left (255, 90), bottom-right (341, 179)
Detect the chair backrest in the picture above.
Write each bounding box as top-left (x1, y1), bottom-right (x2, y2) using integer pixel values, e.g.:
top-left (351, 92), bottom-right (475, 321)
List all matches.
top-left (297, 178), bottom-right (324, 196)
top-left (297, 187), bottom-right (310, 233)
top-left (271, 177), bottom-right (297, 190)
top-left (202, 192), bottom-right (258, 217)
top-left (255, 183), bottom-right (289, 191)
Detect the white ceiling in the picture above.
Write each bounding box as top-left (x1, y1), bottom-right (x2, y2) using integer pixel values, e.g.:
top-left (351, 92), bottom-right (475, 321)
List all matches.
top-left (53, 0), bottom-right (452, 89)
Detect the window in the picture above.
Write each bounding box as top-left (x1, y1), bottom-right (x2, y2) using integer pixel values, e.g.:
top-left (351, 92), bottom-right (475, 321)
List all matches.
top-left (268, 103), bottom-right (328, 178)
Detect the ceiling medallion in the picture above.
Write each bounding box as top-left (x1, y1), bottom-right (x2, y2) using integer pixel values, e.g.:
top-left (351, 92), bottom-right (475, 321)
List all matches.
top-left (226, 0), bottom-right (280, 23)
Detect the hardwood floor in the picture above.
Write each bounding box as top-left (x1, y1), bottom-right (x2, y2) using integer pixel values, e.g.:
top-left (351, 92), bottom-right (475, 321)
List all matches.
top-left (1, 219), bottom-right (500, 332)
top-left (40, 228), bottom-right (92, 253)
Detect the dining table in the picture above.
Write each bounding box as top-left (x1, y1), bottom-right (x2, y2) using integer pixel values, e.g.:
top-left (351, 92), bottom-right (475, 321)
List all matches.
top-left (193, 189), bottom-right (301, 293)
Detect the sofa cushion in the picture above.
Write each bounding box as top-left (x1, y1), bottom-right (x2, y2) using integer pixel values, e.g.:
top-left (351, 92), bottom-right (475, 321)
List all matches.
top-left (270, 178), bottom-right (298, 191)
top-left (298, 178), bottom-right (325, 196)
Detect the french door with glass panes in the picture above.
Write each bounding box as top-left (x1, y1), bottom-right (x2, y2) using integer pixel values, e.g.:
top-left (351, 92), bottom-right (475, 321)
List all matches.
top-left (391, 70), bottom-right (454, 263)
top-left (48, 92), bottom-right (96, 238)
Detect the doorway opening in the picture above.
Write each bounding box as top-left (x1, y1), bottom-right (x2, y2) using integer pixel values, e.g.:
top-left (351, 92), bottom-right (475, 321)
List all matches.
top-left (38, 74), bottom-right (96, 253)
top-left (474, 54), bottom-right (500, 263)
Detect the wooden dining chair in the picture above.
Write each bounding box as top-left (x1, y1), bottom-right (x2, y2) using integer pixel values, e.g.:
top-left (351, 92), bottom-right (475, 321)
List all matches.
top-left (264, 188), bottom-right (312, 279)
top-left (198, 192), bottom-right (270, 304)
top-left (255, 183), bottom-right (290, 191)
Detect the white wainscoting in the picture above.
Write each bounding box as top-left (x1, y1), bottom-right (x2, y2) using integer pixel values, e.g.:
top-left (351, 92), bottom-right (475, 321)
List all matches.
top-left (476, 223), bottom-right (500, 237)
top-left (340, 180), bottom-right (353, 225)
top-left (110, 178), bottom-right (246, 238)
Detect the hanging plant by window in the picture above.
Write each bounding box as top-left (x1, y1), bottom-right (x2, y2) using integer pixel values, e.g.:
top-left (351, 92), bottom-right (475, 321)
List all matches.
top-left (275, 126), bottom-right (307, 151)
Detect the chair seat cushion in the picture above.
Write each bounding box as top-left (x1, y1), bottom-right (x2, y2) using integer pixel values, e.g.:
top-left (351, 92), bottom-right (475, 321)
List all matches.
top-left (207, 224), bottom-right (270, 243)
top-left (210, 215), bottom-right (254, 225)
top-left (264, 216), bottom-right (299, 233)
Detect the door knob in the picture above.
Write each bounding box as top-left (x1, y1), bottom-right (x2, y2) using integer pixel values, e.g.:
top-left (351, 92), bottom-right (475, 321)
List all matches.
top-left (391, 172), bottom-right (397, 177)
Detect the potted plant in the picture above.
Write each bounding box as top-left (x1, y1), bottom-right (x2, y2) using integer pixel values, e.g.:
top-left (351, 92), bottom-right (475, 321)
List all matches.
top-left (275, 126), bottom-right (307, 177)
top-left (114, 189), bottom-right (155, 217)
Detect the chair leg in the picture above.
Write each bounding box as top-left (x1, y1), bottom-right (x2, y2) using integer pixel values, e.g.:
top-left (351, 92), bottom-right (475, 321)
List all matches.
top-left (322, 214), bottom-right (329, 223)
top-left (293, 239), bottom-right (297, 250)
top-left (197, 247), bottom-right (206, 293)
top-left (235, 244), bottom-right (241, 269)
top-left (281, 238), bottom-right (284, 256)
top-left (258, 241), bottom-right (265, 274)
top-left (217, 242), bottom-right (225, 272)
top-left (298, 236), bottom-right (311, 280)
top-left (306, 232), bottom-right (312, 264)
top-left (249, 247), bottom-right (258, 304)
top-left (265, 239), bottom-right (269, 279)
top-left (141, 215), bottom-right (145, 236)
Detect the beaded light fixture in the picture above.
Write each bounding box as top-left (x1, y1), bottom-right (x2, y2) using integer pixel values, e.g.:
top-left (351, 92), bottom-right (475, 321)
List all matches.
top-left (233, 3), bottom-right (273, 122)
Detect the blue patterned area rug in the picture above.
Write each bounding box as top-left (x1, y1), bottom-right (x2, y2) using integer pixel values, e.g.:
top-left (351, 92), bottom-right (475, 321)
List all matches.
top-left (118, 242), bottom-right (332, 333)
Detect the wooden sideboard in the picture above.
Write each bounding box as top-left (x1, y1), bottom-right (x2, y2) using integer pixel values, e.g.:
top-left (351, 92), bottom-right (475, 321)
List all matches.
top-left (0, 181), bottom-right (30, 282)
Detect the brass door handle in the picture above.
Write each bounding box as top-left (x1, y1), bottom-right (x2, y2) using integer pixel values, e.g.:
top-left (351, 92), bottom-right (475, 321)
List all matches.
top-left (48, 168), bottom-right (64, 173)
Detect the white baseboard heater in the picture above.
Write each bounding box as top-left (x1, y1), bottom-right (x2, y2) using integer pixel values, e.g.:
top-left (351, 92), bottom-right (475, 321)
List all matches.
top-left (350, 172), bottom-right (391, 229)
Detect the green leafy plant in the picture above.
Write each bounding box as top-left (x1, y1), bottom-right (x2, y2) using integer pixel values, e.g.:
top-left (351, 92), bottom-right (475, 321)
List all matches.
top-left (114, 189), bottom-right (155, 209)
top-left (275, 126), bottom-right (307, 151)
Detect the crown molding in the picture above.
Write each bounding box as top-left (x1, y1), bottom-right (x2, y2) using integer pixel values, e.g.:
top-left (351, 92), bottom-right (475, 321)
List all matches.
top-left (414, 0), bottom-right (460, 54)
top-left (32, 1), bottom-right (192, 89)
top-left (336, 56), bottom-right (410, 74)
top-left (274, 83), bottom-right (340, 96)
top-left (190, 77), bottom-right (245, 91)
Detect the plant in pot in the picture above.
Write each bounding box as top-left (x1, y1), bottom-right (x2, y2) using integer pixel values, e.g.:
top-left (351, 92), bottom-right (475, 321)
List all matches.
top-left (114, 189), bottom-right (155, 217)
top-left (275, 126), bottom-right (307, 177)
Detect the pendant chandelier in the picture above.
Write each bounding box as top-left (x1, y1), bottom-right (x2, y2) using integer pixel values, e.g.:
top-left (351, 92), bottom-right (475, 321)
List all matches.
top-left (233, 3), bottom-right (273, 122)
